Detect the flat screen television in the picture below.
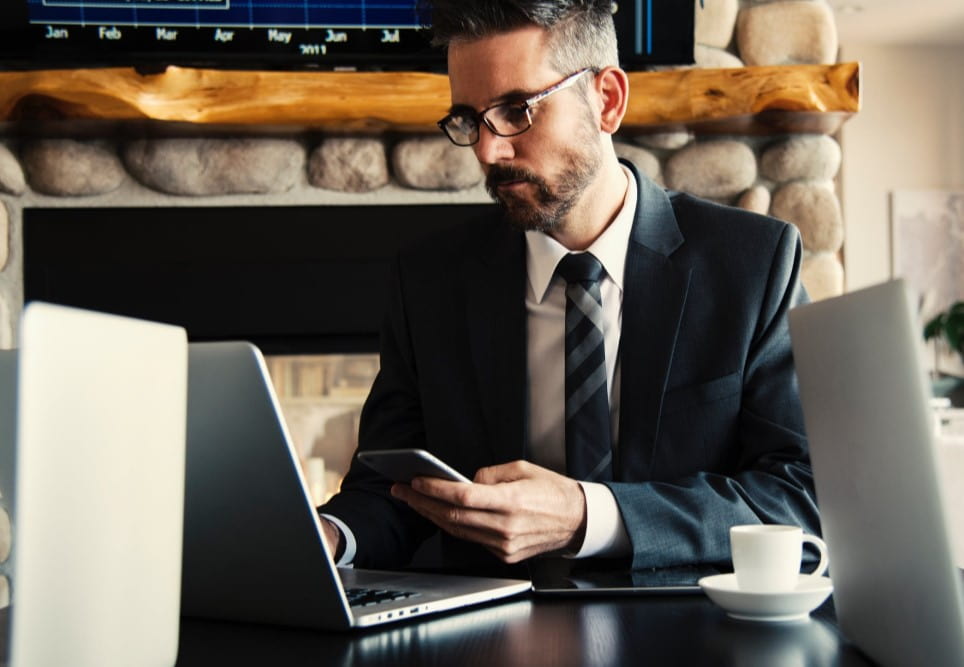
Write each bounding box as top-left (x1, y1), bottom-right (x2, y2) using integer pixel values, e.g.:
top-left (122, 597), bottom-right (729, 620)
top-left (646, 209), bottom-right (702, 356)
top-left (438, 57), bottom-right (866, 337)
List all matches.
top-left (0, 1), bottom-right (693, 72)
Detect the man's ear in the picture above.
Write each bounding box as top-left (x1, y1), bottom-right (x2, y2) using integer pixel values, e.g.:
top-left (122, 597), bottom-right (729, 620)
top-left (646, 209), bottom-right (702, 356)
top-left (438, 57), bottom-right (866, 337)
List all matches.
top-left (595, 66), bottom-right (629, 134)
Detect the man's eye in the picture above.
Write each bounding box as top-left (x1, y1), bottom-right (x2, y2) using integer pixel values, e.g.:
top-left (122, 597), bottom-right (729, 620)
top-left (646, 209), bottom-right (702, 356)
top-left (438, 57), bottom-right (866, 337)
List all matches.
top-left (500, 105), bottom-right (528, 126)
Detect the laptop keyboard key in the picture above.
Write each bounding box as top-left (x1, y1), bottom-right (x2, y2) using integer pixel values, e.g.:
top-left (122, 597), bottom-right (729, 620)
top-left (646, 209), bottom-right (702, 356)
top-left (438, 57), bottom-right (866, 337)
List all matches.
top-left (345, 587), bottom-right (421, 608)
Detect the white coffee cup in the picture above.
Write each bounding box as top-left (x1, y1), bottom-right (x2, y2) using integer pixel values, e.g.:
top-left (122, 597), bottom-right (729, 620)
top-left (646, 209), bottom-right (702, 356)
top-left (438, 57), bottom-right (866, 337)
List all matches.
top-left (730, 524), bottom-right (829, 593)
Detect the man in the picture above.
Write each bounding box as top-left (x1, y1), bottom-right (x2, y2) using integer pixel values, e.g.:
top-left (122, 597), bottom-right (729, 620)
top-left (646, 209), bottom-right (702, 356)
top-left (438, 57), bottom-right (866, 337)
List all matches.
top-left (318, 0), bottom-right (819, 577)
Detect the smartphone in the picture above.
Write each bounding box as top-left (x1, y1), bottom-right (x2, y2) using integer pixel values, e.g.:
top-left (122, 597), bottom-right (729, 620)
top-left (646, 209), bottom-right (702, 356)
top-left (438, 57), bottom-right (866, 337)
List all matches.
top-left (356, 448), bottom-right (472, 484)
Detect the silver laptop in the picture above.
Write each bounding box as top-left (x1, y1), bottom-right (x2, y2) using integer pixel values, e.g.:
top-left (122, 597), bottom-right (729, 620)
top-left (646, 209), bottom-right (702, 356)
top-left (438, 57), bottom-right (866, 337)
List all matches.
top-left (180, 341), bottom-right (530, 630)
top-left (789, 278), bottom-right (964, 666)
top-left (0, 302), bottom-right (188, 667)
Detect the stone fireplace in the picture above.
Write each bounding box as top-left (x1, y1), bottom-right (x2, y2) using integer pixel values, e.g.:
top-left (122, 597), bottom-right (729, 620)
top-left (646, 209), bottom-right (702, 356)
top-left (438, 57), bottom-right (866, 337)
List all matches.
top-left (0, 0), bottom-right (856, 500)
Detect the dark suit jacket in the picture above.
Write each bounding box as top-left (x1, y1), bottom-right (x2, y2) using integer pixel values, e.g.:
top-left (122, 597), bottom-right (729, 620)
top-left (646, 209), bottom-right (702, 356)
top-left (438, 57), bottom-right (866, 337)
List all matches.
top-left (321, 161), bottom-right (819, 575)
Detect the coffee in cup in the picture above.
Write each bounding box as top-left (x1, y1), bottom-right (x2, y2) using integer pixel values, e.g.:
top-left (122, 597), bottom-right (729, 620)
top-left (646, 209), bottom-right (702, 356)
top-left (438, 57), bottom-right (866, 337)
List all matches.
top-left (730, 524), bottom-right (829, 593)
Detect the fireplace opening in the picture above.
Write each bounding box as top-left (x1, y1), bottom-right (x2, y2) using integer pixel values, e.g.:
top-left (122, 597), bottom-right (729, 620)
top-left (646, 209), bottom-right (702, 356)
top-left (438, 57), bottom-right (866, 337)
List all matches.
top-left (23, 203), bottom-right (492, 497)
top-left (23, 204), bottom-right (493, 354)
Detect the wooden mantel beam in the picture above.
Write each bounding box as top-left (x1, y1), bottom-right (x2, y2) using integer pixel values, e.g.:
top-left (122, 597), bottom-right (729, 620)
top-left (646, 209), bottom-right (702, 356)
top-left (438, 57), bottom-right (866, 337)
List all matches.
top-left (0, 62), bottom-right (860, 134)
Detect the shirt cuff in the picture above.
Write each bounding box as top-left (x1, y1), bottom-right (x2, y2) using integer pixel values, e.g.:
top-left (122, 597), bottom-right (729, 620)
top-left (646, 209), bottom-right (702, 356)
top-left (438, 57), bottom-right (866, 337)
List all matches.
top-left (321, 513), bottom-right (357, 567)
top-left (570, 482), bottom-right (631, 558)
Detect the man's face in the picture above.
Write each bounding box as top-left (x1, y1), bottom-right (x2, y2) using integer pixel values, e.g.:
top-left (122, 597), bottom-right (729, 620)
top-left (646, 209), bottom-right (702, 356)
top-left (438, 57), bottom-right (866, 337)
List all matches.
top-left (447, 27), bottom-right (603, 233)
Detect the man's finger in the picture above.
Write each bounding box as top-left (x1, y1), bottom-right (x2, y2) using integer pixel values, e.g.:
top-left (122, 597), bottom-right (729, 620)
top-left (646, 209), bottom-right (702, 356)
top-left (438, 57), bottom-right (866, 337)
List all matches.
top-left (473, 459), bottom-right (538, 485)
top-left (393, 484), bottom-right (573, 561)
top-left (393, 483), bottom-right (508, 532)
top-left (408, 475), bottom-right (511, 511)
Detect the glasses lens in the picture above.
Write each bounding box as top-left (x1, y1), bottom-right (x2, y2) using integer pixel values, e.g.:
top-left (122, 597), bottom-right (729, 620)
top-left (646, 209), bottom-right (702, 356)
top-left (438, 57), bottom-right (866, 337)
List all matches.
top-left (485, 104), bottom-right (530, 136)
top-left (442, 113), bottom-right (479, 146)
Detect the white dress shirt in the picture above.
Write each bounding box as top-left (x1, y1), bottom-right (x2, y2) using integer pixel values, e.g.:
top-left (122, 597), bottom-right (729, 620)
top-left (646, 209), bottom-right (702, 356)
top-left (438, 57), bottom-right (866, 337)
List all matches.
top-left (328, 166), bottom-right (637, 565)
top-left (525, 166), bottom-right (635, 557)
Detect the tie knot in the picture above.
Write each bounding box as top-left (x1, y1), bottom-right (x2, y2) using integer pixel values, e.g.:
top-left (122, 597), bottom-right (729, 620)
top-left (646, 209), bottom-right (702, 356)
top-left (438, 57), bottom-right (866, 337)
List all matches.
top-left (557, 253), bottom-right (605, 285)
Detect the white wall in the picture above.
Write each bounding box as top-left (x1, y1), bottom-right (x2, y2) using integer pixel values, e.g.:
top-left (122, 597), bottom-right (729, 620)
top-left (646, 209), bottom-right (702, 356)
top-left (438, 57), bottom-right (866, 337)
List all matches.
top-left (839, 43), bottom-right (964, 290)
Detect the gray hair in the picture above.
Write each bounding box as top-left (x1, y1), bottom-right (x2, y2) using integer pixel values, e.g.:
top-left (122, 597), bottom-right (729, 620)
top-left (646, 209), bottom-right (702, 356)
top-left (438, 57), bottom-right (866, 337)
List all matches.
top-left (419, 0), bottom-right (619, 74)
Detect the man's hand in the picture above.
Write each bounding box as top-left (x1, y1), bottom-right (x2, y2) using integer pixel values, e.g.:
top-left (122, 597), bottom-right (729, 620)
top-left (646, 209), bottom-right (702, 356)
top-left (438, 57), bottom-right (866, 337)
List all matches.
top-left (390, 460), bottom-right (587, 563)
top-left (321, 517), bottom-right (344, 561)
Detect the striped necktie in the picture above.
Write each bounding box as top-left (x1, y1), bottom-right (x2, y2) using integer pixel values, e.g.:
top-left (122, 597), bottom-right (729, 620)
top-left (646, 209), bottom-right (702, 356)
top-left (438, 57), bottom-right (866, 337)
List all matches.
top-left (556, 252), bottom-right (613, 482)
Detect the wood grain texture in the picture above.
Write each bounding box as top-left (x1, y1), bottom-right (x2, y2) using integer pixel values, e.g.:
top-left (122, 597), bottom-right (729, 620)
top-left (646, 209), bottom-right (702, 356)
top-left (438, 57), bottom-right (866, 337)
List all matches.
top-left (624, 62), bottom-right (860, 134)
top-left (0, 62), bottom-right (859, 133)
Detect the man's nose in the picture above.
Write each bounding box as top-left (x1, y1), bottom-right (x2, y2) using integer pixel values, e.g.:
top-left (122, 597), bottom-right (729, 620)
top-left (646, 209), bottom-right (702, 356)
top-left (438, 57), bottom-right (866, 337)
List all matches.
top-left (472, 124), bottom-right (515, 165)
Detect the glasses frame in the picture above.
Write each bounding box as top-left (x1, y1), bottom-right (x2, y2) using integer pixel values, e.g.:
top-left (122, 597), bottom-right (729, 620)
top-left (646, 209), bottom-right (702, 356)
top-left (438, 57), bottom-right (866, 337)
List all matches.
top-left (437, 67), bottom-right (597, 147)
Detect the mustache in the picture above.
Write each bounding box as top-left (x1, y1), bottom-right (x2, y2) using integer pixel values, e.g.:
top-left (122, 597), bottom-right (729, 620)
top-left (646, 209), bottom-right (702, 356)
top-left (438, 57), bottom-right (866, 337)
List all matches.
top-left (485, 165), bottom-right (543, 191)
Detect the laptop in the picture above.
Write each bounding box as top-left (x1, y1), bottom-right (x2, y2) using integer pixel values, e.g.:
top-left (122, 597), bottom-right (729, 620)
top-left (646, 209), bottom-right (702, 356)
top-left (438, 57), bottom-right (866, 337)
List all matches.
top-left (0, 302), bottom-right (188, 667)
top-left (180, 341), bottom-right (530, 630)
top-left (789, 278), bottom-right (964, 666)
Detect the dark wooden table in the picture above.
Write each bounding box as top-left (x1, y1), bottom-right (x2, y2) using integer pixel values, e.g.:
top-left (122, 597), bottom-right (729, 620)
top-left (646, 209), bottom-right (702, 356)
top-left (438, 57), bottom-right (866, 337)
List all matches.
top-left (176, 593), bottom-right (875, 666)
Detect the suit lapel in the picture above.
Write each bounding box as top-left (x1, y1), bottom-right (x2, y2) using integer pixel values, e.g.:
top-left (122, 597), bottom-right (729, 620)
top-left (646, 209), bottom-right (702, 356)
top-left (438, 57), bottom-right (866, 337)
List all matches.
top-left (616, 163), bottom-right (692, 480)
top-left (464, 220), bottom-right (528, 465)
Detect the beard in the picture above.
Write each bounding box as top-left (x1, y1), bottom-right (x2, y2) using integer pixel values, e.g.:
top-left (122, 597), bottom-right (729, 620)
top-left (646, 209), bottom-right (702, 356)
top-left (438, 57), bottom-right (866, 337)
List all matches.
top-left (484, 135), bottom-right (602, 233)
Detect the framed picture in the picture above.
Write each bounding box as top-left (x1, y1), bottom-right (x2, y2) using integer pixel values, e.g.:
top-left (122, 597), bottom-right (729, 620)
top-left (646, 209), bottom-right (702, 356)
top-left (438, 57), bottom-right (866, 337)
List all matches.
top-left (890, 189), bottom-right (964, 377)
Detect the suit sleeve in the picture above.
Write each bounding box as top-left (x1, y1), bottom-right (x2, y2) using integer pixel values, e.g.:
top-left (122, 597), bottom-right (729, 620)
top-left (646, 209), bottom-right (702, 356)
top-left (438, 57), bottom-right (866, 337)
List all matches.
top-left (317, 255), bottom-right (437, 569)
top-left (607, 224), bottom-right (819, 570)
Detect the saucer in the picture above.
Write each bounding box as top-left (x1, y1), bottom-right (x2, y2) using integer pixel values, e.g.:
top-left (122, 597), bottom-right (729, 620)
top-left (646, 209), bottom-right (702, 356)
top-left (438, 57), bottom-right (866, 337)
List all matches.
top-left (698, 574), bottom-right (833, 622)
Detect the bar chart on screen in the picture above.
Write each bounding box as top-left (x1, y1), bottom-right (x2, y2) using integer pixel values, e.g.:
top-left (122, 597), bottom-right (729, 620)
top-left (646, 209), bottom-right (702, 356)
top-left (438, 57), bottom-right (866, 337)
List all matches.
top-left (18, 0), bottom-right (436, 67)
top-left (27, 0), bottom-right (424, 29)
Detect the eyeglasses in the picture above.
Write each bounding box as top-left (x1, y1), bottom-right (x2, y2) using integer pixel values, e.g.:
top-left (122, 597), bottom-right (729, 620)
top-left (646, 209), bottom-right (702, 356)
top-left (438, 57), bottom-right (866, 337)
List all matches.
top-left (437, 68), bottom-right (595, 147)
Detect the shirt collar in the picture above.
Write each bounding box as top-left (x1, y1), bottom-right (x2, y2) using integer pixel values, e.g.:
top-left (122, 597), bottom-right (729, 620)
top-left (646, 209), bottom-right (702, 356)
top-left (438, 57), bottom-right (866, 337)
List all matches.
top-left (526, 165), bottom-right (637, 303)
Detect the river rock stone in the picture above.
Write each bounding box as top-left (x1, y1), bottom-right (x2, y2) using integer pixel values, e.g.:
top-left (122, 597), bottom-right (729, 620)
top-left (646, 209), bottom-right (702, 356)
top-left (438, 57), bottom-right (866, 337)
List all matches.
top-left (633, 131), bottom-right (694, 151)
top-left (737, 1), bottom-right (838, 66)
top-left (0, 201), bottom-right (8, 272)
top-left (694, 45), bottom-right (745, 68)
top-left (801, 251), bottom-right (844, 301)
top-left (695, 0), bottom-right (739, 49)
top-left (771, 181), bottom-right (843, 253)
top-left (737, 185), bottom-right (772, 215)
top-left (0, 144), bottom-right (26, 196)
top-left (123, 138), bottom-right (304, 196)
top-left (614, 142), bottom-right (662, 184)
top-left (22, 139), bottom-right (125, 196)
top-left (308, 137), bottom-right (390, 193)
top-left (392, 136), bottom-right (483, 191)
top-left (760, 135), bottom-right (841, 183)
top-left (665, 140), bottom-right (757, 199)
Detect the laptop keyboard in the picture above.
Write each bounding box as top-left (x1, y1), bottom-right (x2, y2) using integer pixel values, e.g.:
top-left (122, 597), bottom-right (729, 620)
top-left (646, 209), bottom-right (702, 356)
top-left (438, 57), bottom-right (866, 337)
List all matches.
top-left (345, 587), bottom-right (421, 608)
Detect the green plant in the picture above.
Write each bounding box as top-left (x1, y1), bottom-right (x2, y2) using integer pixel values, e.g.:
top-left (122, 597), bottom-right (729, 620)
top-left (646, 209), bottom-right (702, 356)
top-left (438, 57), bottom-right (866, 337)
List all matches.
top-left (924, 301), bottom-right (964, 363)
